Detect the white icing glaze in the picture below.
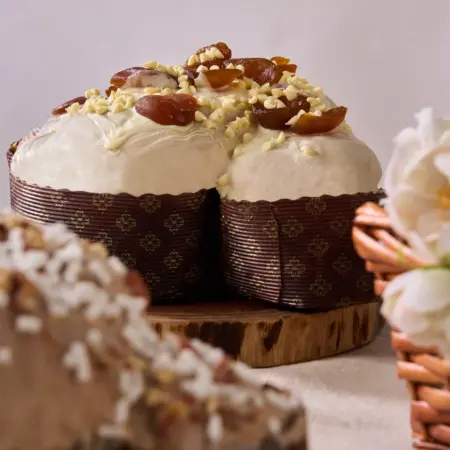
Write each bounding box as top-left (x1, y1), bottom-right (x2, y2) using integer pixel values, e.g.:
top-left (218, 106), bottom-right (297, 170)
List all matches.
top-left (11, 76), bottom-right (381, 199)
top-left (11, 103), bottom-right (236, 196)
top-left (222, 127), bottom-right (382, 201)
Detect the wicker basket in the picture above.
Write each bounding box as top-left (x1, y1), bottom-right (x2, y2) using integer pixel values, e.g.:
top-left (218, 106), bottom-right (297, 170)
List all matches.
top-left (353, 202), bottom-right (450, 450)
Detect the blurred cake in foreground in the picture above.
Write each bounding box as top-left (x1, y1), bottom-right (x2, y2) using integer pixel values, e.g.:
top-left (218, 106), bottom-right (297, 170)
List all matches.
top-left (0, 213), bottom-right (307, 449)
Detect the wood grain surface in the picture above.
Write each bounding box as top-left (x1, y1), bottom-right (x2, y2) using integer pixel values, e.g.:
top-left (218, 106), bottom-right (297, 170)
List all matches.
top-left (147, 298), bottom-right (382, 367)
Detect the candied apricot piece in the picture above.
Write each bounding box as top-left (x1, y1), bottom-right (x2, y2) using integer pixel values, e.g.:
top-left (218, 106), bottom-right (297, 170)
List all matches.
top-left (135, 94), bottom-right (197, 126)
top-left (278, 63), bottom-right (297, 74)
top-left (9, 139), bottom-right (21, 154)
top-left (194, 42), bottom-right (232, 60)
top-left (110, 67), bottom-right (178, 89)
top-left (184, 42), bottom-right (231, 70)
top-left (52, 96), bottom-right (87, 116)
top-left (227, 58), bottom-right (283, 85)
top-left (252, 95), bottom-right (311, 130)
top-left (203, 68), bottom-right (243, 89)
top-left (105, 85), bottom-right (118, 96)
top-left (290, 106), bottom-right (348, 135)
top-left (111, 67), bottom-right (144, 86)
top-left (271, 57), bottom-right (297, 73)
top-left (271, 56), bottom-right (291, 65)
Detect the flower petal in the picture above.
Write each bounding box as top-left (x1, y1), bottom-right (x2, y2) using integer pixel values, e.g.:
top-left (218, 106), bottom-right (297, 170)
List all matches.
top-left (402, 268), bottom-right (450, 312)
top-left (416, 210), bottom-right (443, 240)
top-left (385, 127), bottom-right (422, 197)
top-left (390, 301), bottom-right (429, 334)
top-left (415, 108), bottom-right (444, 151)
top-left (381, 271), bottom-right (413, 321)
top-left (437, 223), bottom-right (450, 263)
top-left (402, 150), bottom-right (448, 196)
top-left (433, 150), bottom-right (450, 179)
top-left (407, 231), bottom-right (437, 265)
top-left (409, 329), bottom-right (450, 356)
top-left (383, 270), bottom-right (412, 300)
top-left (439, 315), bottom-right (450, 343)
top-left (387, 186), bottom-right (437, 237)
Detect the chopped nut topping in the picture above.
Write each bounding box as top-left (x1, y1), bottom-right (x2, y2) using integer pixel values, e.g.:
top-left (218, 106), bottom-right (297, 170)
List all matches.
top-left (209, 108), bottom-right (225, 123)
top-left (263, 97), bottom-right (278, 110)
top-left (143, 60), bottom-right (158, 69)
top-left (217, 173), bottom-right (229, 186)
top-left (144, 87), bottom-right (161, 95)
top-left (15, 315), bottom-right (43, 334)
top-left (95, 105), bottom-right (109, 115)
top-left (66, 102), bottom-right (81, 116)
top-left (262, 139), bottom-right (277, 151)
top-left (285, 109), bottom-right (306, 126)
top-left (85, 88), bottom-right (101, 99)
top-left (225, 127), bottom-right (235, 138)
top-left (301, 145), bottom-right (319, 156)
top-left (271, 88), bottom-right (283, 98)
top-left (233, 146), bottom-right (245, 158)
top-left (342, 122), bottom-right (353, 134)
top-left (110, 103), bottom-right (125, 114)
top-left (187, 54), bottom-right (200, 66)
top-left (276, 131), bottom-right (286, 144)
top-left (195, 111), bottom-right (207, 122)
top-left (203, 119), bottom-right (218, 129)
top-left (196, 96), bottom-right (212, 107)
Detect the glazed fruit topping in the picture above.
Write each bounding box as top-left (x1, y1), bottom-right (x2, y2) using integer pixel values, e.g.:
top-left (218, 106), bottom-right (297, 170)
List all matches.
top-left (110, 67), bottom-right (178, 90)
top-left (278, 63), bottom-right (297, 74)
top-left (290, 106), bottom-right (348, 135)
top-left (270, 56), bottom-right (291, 65)
top-left (52, 96), bottom-right (87, 116)
top-left (196, 42), bottom-right (232, 60)
top-left (203, 68), bottom-right (244, 89)
top-left (8, 140), bottom-right (21, 155)
top-left (105, 85), bottom-right (119, 97)
top-left (270, 57), bottom-right (297, 74)
top-left (135, 94), bottom-right (198, 126)
top-left (185, 42), bottom-right (232, 70)
top-left (252, 95), bottom-right (311, 130)
top-left (227, 58), bottom-right (283, 85)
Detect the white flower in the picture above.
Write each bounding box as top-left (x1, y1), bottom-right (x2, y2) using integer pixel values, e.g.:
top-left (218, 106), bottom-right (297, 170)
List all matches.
top-left (382, 268), bottom-right (450, 357)
top-left (381, 108), bottom-right (450, 355)
top-left (383, 108), bottom-right (450, 264)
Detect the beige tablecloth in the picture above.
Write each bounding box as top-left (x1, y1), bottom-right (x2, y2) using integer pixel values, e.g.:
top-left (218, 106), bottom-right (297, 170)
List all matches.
top-left (257, 327), bottom-right (411, 450)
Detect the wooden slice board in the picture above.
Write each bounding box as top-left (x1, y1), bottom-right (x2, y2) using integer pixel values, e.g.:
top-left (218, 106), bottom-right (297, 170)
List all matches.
top-left (147, 298), bottom-right (382, 368)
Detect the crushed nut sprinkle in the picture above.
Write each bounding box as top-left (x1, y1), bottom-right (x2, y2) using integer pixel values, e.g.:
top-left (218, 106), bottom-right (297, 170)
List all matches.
top-left (301, 145), bottom-right (319, 156)
top-left (0, 346), bottom-right (12, 365)
top-left (39, 42), bottom-right (346, 182)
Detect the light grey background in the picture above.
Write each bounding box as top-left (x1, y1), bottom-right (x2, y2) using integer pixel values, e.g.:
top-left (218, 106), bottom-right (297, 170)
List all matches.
top-left (1, 0), bottom-right (450, 208)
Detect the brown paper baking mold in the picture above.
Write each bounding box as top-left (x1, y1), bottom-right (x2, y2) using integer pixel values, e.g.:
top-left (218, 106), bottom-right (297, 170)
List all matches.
top-left (221, 190), bottom-right (384, 310)
top-left (8, 150), bottom-right (223, 304)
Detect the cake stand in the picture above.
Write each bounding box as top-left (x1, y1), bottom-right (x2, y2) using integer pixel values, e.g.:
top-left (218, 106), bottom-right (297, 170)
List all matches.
top-left (147, 297), bottom-right (382, 368)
